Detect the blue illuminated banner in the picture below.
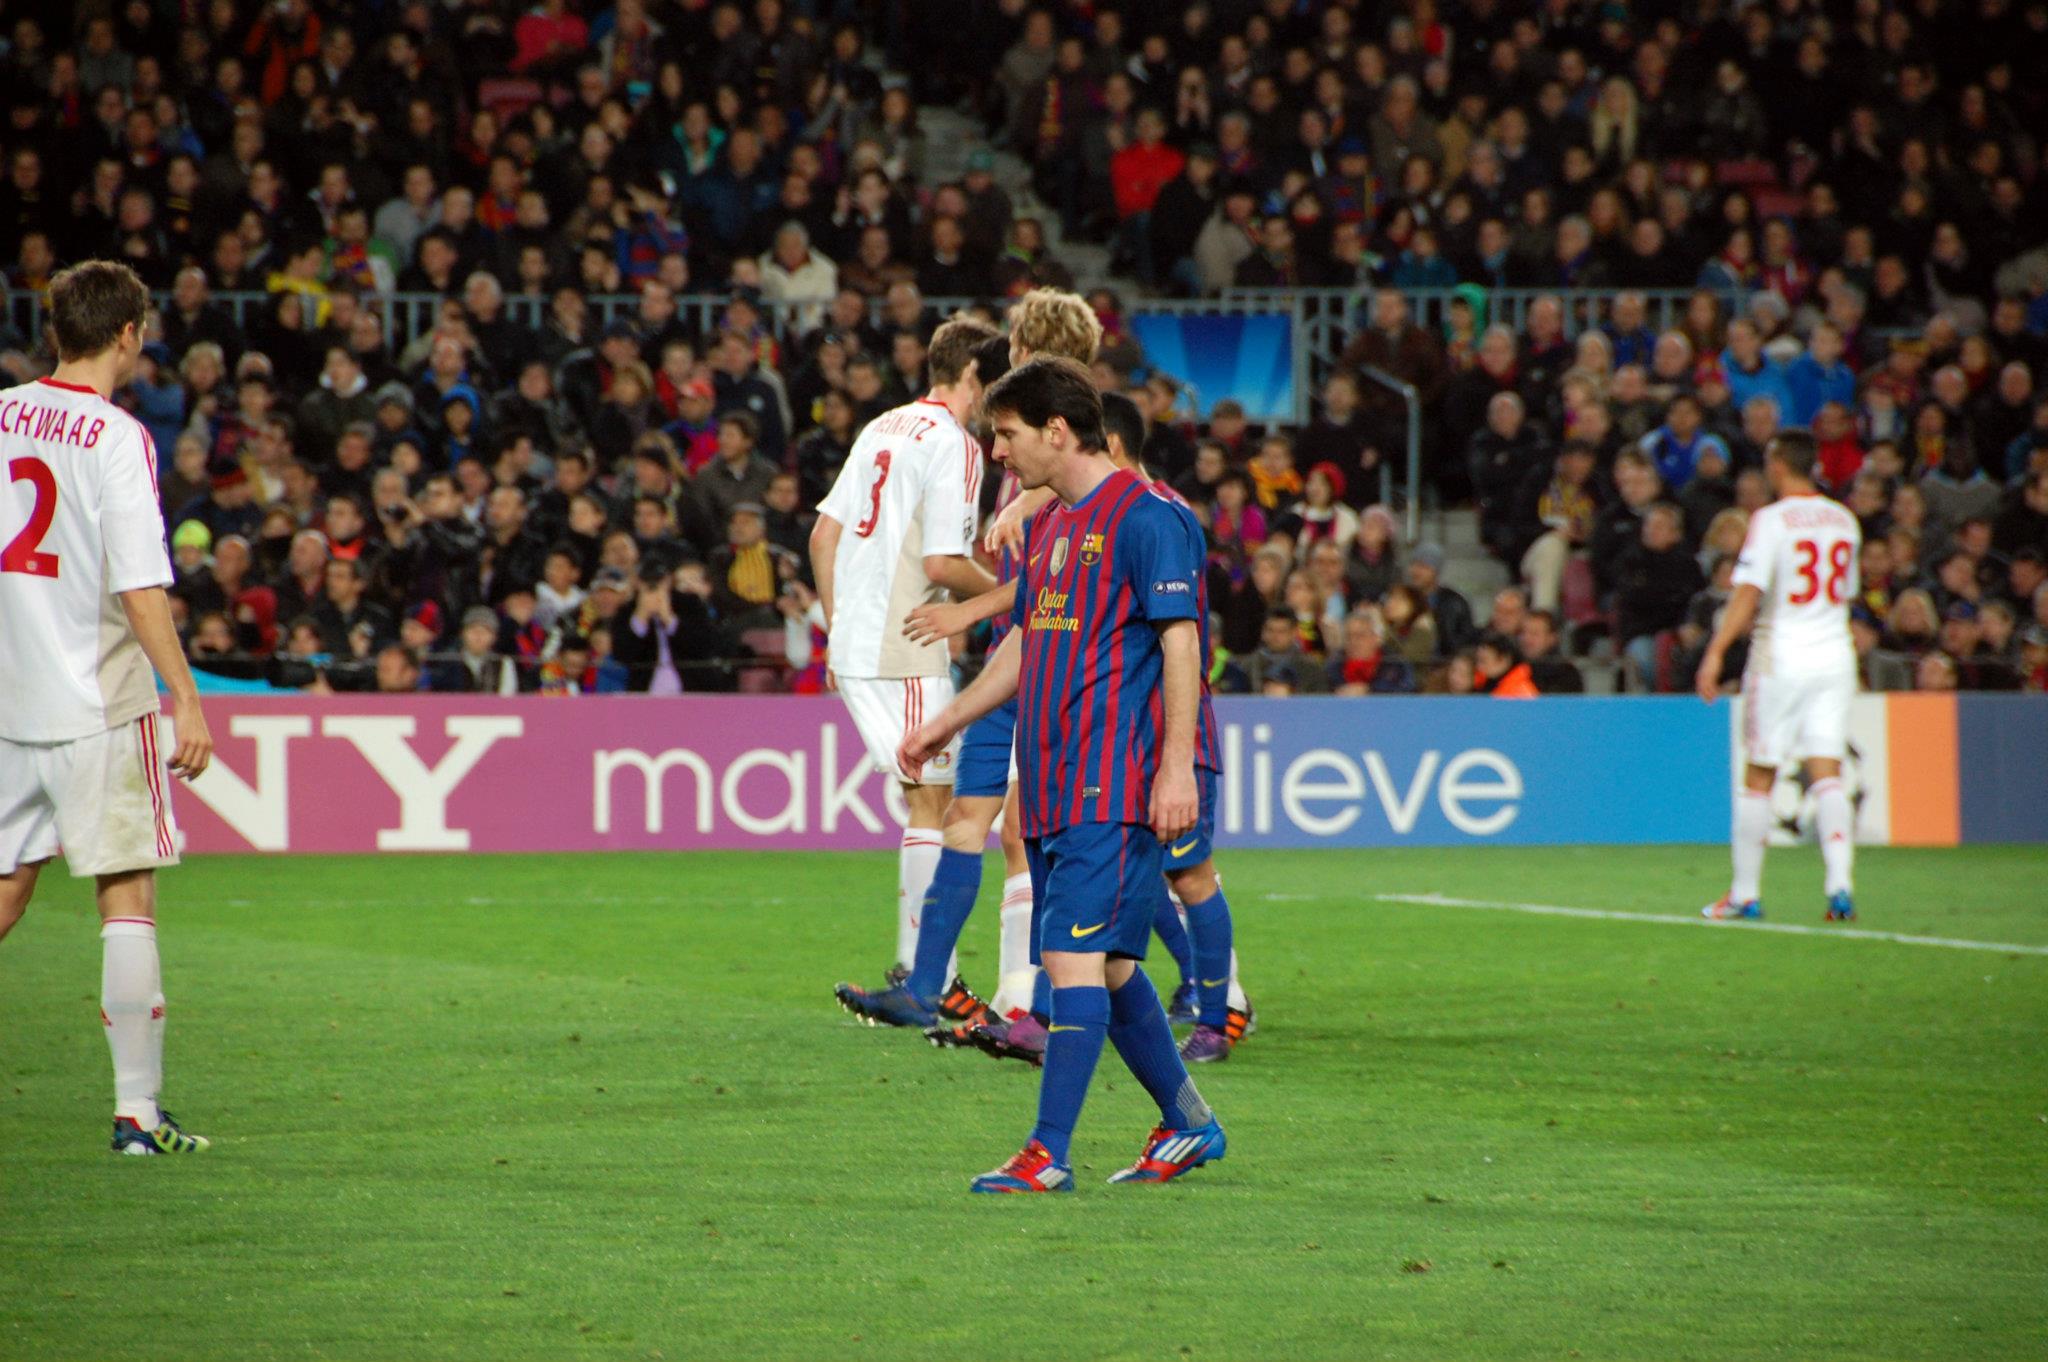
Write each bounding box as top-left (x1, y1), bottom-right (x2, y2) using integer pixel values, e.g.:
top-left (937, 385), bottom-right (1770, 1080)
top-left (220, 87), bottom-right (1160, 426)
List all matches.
top-left (1210, 697), bottom-right (1728, 848)
top-left (1129, 313), bottom-right (1296, 422)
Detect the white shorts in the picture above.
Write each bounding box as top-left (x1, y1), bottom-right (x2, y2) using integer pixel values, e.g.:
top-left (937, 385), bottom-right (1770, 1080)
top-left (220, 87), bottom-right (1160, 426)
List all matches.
top-left (0, 715), bottom-right (180, 877)
top-left (837, 675), bottom-right (960, 785)
top-left (1742, 668), bottom-right (1854, 770)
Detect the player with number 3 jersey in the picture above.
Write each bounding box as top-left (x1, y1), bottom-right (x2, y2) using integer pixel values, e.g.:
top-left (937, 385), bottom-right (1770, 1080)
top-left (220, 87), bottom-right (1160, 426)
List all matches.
top-left (1696, 431), bottom-right (1862, 925)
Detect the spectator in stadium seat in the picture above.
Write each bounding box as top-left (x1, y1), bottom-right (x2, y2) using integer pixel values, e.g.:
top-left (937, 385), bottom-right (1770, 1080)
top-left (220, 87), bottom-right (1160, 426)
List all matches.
top-left (313, 557), bottom-right (394, 656)
top-left (1326, 607), bottom-right (1417, 695)
top-left (612, 559), bottom-right (727, 694)
top-left (708, 502), bottom-right (798, 631)
top-left (698, 412), bottom-right (779, 532)
top-left (1406, 543), bottom-right (1475, 658)
top-left (1246, 610), bottom-right (1328, 695)
top-left (1378, 584), bottom-right (1438, 671)
top-left (1473, 631), bottom-right (1540, 697)
top-left (375, 644), bottom-right (423, 693)
top-left (1517, 611), bottom-right (1583, 694)
top-left (1638, 395), bottom-right (1730, 493)
top-left (1511, 439), bottom-right (1602, 613)
top-left (1614, 503), bottom-right (1704, 691)
top-left (1923, 444), bottom-right (2004, 537)
top-left (1192, 183), bottom-right (1259, 296)
top-left (1469, 390), bottom-right (1548, 562)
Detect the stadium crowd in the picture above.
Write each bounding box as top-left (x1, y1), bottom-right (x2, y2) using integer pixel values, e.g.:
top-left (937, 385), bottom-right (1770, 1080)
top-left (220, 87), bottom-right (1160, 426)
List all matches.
top-left (1, 0), bottom-right (2044, 696)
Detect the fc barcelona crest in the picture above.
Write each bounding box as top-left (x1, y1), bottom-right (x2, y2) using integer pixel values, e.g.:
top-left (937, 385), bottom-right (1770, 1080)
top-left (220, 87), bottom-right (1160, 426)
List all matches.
top-left (1048, 537), bottom-right (1069, 575)
top-left (1079, 532), bottom-right (1105, 566)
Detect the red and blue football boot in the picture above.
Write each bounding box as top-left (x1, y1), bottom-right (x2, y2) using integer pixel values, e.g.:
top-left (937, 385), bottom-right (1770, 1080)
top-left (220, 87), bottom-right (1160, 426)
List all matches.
top-left (1106, 1119), bottom-right (1226, 1184)
top-left (970, 1139), bottom-right (1073, 1194)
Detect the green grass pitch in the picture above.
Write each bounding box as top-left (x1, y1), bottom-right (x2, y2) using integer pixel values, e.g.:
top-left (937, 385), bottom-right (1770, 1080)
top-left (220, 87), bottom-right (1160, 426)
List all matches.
top-left (3, 845), bottom-right (2045, 1360)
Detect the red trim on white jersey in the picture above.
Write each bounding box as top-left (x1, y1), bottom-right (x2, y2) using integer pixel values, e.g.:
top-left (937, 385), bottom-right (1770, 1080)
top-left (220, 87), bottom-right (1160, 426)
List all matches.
top-left (36, 377), bottom-right (99, 395)
top-left (137, 716), bottom-right (171, 857)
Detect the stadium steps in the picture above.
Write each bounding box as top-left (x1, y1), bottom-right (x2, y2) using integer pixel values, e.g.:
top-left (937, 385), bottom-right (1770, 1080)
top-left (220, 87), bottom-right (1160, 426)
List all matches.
top-left (1431, 506), bottom-right (1511, 615)
top-left (919, 106), bottom-right (1116, 294)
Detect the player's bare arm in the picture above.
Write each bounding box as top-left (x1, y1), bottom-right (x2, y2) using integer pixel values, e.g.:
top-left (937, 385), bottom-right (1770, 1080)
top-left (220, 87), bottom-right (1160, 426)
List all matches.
top-left (119, 586), bottom-right (212, 778)
top-left (1150, 618), bottom-right (1200, 842)
top-left (921, 552), bottom-right (997, 602)
top-left (809, 512), bottom-right (843, 630)
top-left (1695, 584), bottom-right (1762, 705)
top-left (897, 629), bottom-right (1022, 781)
top-left (902, 578), bottom-right (1019, 644)
top-left (983, 485), bottom-right (1056, 554)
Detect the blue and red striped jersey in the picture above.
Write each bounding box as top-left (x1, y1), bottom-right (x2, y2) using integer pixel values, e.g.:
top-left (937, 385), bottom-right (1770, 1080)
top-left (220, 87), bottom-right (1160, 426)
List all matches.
top-left (1010, 467), bottom-right (1204, 837)
top-left (1150, 478), bottom-right (1223, 775)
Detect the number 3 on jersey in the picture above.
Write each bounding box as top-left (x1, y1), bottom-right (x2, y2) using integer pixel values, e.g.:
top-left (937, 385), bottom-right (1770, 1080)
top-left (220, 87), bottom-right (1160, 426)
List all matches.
top-left (1789, 537), bottom-right (1851, 606)
top-left (2, 455), bottom-right (60, 578)
top-left (852, 450), bottom-right (891, 538)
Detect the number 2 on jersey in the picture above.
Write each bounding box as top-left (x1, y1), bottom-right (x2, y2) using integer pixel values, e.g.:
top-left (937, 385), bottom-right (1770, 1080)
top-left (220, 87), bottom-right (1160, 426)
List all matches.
top-left (853, 450), bottom-right (891, 538)
top-left (1789, 537), bottom-right (1850, 606)
top-left (1, 455), bottom-right (60, 578)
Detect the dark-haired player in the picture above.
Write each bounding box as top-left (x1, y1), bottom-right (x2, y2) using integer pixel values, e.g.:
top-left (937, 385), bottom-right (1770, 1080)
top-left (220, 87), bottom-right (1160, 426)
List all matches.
top-left (0, 260), bottom-right (216, 1155)
top-left (901, 357), bottom-right (1225, 1191)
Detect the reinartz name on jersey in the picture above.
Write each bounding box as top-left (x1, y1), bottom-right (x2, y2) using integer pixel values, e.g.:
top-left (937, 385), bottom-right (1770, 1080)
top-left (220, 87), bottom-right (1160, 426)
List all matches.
top-left (1, 401), bottom-right (106, 448)
top-left (864, 409), bottom-right (941, 441)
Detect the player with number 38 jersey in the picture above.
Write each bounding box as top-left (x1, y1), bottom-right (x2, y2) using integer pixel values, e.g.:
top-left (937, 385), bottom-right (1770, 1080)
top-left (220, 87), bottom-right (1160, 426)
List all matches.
top-left (1733, 491), bottom-right (1860, 682)
top-left (1697, 431), bottom-right (1862, 926)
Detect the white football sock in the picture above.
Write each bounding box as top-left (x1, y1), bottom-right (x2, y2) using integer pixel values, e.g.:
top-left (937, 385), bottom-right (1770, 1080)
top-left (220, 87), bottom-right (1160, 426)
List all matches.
top-left (101, 918), bottom-right (162, 1129)
top-left (994, 871), bottom-right (1036, 1014)
top-left (1812, 777), bottom-right (1854, 897)
top-left (1730, 790), bottom-right (1772, 905)
top-left (897, 831), bottom-right (943, 971)
top-left (1226, 949), bottom-right (1248, 1011)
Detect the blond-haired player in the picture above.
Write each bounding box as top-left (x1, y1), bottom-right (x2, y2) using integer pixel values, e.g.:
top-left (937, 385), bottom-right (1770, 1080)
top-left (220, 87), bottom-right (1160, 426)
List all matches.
top-left (832, 292), bottom-right (1104, 1033)
top-left (1697, 429), bottom-right (1862, 923)
top-left (0, 260), bottom-right (216, 1154)
top-left (816, 316), bottom-right (1001, 1020)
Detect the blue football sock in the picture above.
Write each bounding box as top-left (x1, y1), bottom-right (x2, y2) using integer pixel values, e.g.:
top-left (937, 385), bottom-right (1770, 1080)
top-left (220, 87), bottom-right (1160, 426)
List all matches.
top-left (1030, 986), bottom-right (1109, 1164)
top-left (1152, 896), bottom-right (1196, 984)
top-left (905, 848), bottom-right (982, 1002)
top-left (1030, 967), bottom-right (1052, 1023)
top-left (1183, 889), bottom-right (1235, 1028)
top-left (1108, 970), bottom-right (1212, 1130)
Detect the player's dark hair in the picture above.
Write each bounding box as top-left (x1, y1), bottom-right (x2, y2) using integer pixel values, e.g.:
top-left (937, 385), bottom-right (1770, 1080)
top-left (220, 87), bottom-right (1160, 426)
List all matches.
top-left (970, 333), bottom-right (1012, 391)
top-left (983, 356), bottom-right (1106, 451)
top-left (1766, 429), bottom-right (1819, 478)
top-left (1099, 390), bottom-right (1146, 465)
top-left (927, 316), bottom-right (1001, 387)
top-left (48, 260), bottom-right (149, 361)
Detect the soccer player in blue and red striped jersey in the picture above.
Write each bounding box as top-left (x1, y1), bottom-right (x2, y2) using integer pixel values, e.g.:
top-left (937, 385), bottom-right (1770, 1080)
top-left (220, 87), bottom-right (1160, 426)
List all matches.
top-left (1097, 392), bottom-right (1251, 1063)
top-left (900, 358), bottom-right (1224, 1192)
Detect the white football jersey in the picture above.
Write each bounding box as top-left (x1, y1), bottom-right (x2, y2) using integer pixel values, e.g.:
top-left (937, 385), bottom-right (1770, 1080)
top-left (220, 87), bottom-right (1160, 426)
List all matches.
top-left (0, 378), bottom-right (172, 742)
top-left (818, 397), bottom-right (982, 678)
top-left (1734, 492), bottom-right (1860, 678)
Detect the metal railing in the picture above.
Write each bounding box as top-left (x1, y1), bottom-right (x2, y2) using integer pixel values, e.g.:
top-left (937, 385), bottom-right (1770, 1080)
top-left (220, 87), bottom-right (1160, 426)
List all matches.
top-left (3, 283), bottom-right (1757, 547)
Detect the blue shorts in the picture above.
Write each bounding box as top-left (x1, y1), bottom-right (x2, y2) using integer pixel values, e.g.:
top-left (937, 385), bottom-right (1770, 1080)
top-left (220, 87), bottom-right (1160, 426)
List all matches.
top-left (1160, 769), bottom-right (1218, 871)
top-left (955, 697), bottom-right (1016, 799)
top-left (1026, 821), bottom-right (1162, 961)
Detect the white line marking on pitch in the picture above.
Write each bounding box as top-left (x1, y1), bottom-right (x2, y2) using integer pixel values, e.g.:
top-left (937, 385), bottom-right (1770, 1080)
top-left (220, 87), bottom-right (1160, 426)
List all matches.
top-left (1352, 892), bottom-right (2048, 957)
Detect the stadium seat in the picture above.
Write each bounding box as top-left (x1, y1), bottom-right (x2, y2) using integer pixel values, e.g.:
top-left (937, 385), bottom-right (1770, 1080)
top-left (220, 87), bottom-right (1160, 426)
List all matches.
top-left (1714, 158), bottom-right (1779, 189)
top-left (478, 78), bottom-right (543, 120)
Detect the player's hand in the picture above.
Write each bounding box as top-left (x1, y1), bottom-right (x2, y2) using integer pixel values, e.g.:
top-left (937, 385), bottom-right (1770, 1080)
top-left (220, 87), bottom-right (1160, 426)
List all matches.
top-left (1150, 762), bottom-right (1198, 843)
top-left (1694, 650), bottom-right (1723, 704)
top-left (984, 499), bottom-right (1030, 555)
top-left (902, 600), bottom-right (968, 644)
top-left (897, 720), bottom-right (947, 783)
top-left (167, 694), bottom-right (212, 780)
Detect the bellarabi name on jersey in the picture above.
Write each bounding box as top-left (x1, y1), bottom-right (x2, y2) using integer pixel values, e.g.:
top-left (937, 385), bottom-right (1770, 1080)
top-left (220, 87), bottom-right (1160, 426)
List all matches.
top-left (0, 399), bottom-right (108, 449)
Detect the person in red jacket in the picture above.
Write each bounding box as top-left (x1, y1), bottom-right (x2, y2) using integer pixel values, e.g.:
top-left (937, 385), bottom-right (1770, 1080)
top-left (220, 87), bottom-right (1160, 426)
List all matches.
top-left (1109, 109), bottom-right (1184, 288)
